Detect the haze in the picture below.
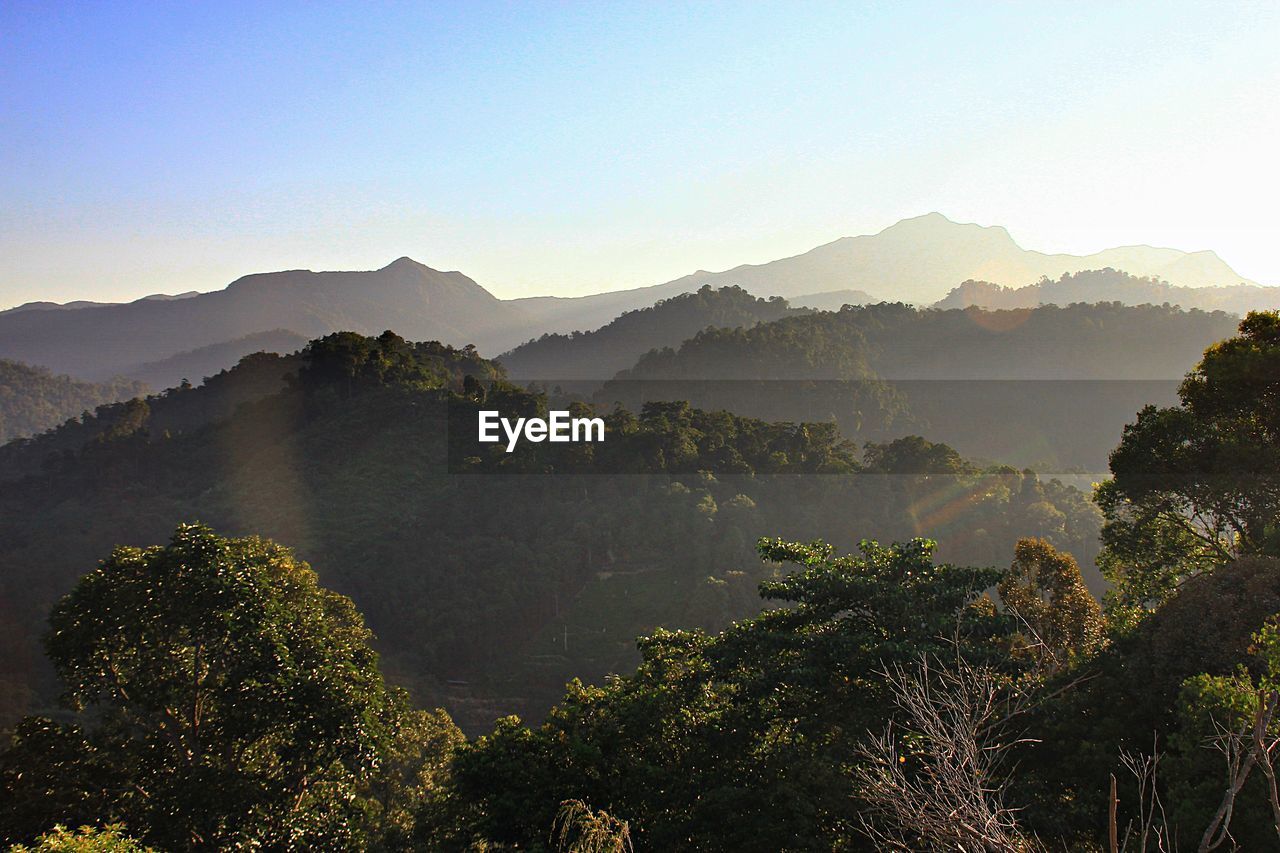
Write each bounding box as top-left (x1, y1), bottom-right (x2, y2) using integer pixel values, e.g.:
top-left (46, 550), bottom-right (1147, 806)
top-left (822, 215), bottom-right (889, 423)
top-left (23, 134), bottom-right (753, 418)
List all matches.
top-left (1, 0), bottom-right (1277, 309)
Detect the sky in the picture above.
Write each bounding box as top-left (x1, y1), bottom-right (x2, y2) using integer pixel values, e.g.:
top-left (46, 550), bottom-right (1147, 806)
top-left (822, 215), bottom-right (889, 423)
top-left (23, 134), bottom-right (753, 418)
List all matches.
top-left (1, 1), bottom-right (1278, 309)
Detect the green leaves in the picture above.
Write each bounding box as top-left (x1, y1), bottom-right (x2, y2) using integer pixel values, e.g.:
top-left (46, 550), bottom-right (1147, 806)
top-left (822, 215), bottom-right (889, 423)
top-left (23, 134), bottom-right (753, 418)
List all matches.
top-left (14, 523), bottom-right (461, 851)
top-left (445, 535), bottom-right (1009, 849)
top-left (1099, 311), bottom-right (1280, 610)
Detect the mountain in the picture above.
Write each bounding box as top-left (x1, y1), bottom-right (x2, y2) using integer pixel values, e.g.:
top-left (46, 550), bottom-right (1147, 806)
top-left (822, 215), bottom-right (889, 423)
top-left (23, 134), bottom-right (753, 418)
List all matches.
top-left (788, 289), bottom-right (877, 311)
top-left (0, 291), bottom-right (200, 315)
top-left (935, 268), bottom-right (1280, 314)
top-left (3, 214), bottom-right (1266, 384)
top-left (0, 258), bottom-right (534, 380)
top-left (123, 329), bottom-right (311, 389)
top-left (507, 213), bottom-right (1261, 334)
top-left (498, 285), bottom-right (803, 380)
top-left (0, 360), bottom-right (148, 444)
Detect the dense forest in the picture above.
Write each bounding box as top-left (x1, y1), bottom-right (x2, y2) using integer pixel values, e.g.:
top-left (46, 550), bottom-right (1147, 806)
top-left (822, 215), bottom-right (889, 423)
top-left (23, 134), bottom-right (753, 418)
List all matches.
top-left (599, 301), bottom-right (1240, 470)
top-left (0, 331), bottom-right (1099, 736)
top-left (1, 312), bottom-right (1279, 849)
top-left (0, 360), bottom-right (147, 444)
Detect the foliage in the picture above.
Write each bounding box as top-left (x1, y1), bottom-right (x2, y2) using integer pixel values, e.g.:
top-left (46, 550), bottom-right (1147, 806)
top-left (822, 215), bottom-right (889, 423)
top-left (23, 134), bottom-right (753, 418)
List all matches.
top-left (605, 300), bottom-right (1239, 470)
top-left (1099, 311), bottom-right (1280, 610)
top-left (0, 524), bottom-right (463, 851)
top-left (499, 284), bottom-right (803, 380)
top-left (8, 824), bottom-right (155, 853)
top-left (0, 360), bottom-right (147, 445)
top-left (0, 332), bottom-right (1100, 733)
top-left (998, 538), bottom-right (1106, 673)
top-left (439, 536), bottom-right (1011, 850)
top-left (550, 800), bottom-right (632, 853)
top-left (1013, 557), bottom-right (1280, 845)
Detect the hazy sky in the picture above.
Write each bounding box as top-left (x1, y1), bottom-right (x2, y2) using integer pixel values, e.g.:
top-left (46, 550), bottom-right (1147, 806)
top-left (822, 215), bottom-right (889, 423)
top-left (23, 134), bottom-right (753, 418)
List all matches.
top-left (2, 1), bottom-right (1277, 308)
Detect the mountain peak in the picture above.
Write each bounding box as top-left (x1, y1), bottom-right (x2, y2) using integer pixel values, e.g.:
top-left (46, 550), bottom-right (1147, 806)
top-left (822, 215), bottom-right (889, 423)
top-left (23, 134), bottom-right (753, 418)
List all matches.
top-left (382, 256), bottom-right (431, 273)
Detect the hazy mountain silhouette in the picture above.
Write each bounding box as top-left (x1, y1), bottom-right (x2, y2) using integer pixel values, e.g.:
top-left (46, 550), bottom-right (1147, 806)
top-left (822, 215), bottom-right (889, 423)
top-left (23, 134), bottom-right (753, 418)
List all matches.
top-left (788, 289), bottom-right (877, 311)
top-left (123, 329), bottom-right (311, 389)
top-left (0, 258), bottom-right (532, 379)
top-left (505, 213), bottom-right (1261, 334)
top-left (2, 214), bottom-right (1267, 382)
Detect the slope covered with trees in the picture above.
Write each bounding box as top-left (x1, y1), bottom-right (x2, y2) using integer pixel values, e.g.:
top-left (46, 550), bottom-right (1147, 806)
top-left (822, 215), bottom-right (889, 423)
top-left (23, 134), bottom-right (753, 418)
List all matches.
top-left (437, 312), bottom-right (1280, 849)
top-left (4, 315), bottom-right (1280, 849)
top-left (121, 328), bottom-right (309, 389)
top-left (0, 331), bottom-right (1099, 735)
top-left (0, 360), bottom-right (147, 444)
top-left (603, 301), bottom-right (1240, 470)
top-left (498, 285), bottom-right (803, 380)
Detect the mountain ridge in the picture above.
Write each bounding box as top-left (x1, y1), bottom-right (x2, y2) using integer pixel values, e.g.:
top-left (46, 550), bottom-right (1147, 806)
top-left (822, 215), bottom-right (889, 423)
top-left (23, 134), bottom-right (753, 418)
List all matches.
top-left (3, 214), bottom-right (1272, 382)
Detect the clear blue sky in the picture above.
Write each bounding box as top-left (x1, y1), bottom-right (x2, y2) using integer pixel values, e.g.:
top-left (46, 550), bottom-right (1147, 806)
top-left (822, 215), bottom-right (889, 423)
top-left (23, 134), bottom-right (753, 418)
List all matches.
top-left (2, 1), bottom-right (1277, 308)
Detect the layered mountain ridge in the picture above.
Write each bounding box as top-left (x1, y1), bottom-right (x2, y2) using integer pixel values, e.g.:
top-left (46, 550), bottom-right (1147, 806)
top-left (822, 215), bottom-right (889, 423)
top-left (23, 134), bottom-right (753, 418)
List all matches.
top-left (2, 214), bottom-right (1270, 383)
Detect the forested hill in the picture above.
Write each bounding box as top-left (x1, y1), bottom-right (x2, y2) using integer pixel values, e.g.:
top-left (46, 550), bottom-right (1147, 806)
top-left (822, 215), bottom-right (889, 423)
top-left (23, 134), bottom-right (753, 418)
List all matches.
top-left (935, 268), bottom-right (1280, 314)
top-left (618, 301), bottom-right (1240, 381)
top-left (0, 360), bottom-right (147, 444)
top-left (0, 330), bottom-right (1100, 732)
top-left (498, 285), bottom-right (805, 380)
top-left (0, 332), bottom-right (502, 483)
top-left (603, 302), bottom-right (1241, 470)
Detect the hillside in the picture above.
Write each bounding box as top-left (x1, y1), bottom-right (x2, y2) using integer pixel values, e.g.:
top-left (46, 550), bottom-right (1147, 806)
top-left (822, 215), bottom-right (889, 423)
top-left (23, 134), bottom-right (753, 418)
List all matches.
top-left (604, 302), bottom-right (1241, 470)
top-left (123, 328), bottom-right (311, 389)
top-left (498, 285), bottom-right (804, 380)
top-left (936, 268), bottom-right (1280, 313)
top-left (0, 331), bottom-right (1099, 731)
top-left (0, 360), bottom-right (148, 443)
top-left (788, 288), bottom-right (877, 311)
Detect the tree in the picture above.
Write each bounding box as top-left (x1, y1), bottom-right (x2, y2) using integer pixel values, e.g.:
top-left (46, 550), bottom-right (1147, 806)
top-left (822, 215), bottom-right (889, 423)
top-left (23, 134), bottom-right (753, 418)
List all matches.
top-left (443, 536), bottom-right (1010, 850)
top-left (1099, 311), bottom-right (1280, 609)
top-left (852, 655), bottom-right (1041, 851)
top-left (998, 538), bottom-right (1105, 673)
top-left (5, 523), bottom-right (461, 851)
top-left (9, 824), bottom-right (155, 853)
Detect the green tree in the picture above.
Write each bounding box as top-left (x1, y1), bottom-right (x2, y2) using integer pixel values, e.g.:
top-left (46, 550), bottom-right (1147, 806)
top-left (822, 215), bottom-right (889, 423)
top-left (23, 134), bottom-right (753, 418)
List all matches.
top-left (443, 536), bottom-right (1008, 850)
top-left (8, 824), bottom-right (155, 853)
top-left (5, 523), bottom-right (460, 851)
top-left (1099, 311), bottom-right (1280, 609)
top-left (997, 538), bottom-right (1105, 673)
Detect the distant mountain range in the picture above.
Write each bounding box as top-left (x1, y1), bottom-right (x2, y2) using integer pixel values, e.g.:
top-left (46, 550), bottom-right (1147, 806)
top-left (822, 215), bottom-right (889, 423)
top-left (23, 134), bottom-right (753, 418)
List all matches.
top-left (2, 213), bottom-right (1273, 382)
top-left (0, 258), bottom-right (529, 379)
